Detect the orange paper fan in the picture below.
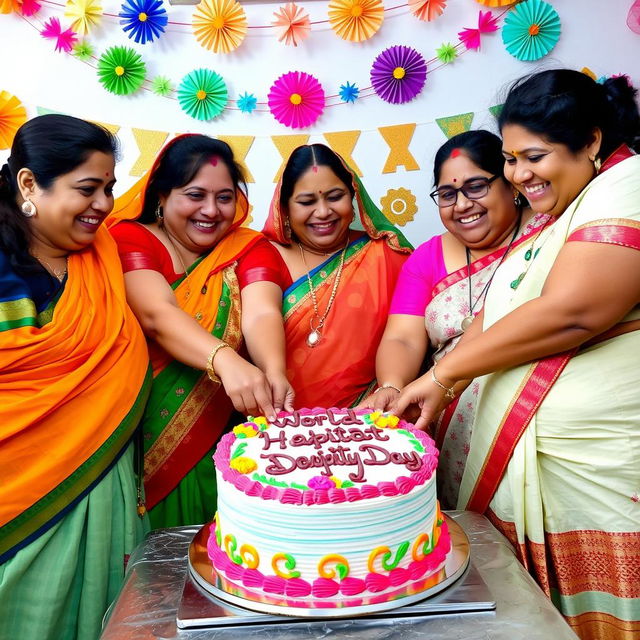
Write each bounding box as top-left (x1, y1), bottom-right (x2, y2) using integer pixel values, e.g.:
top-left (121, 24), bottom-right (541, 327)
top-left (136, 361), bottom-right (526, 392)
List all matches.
top-left (409, 0), bottom-right (446, 22)
top-left (193, 0), bottom-right (247, 54)
top-left (0, 91), bottom-right (27, 149)
top-left (272, 3), bottom-right (310, 47)
top-left (474, 0), bottom-right (515, 6)
top-left (328, 0), bottom-right (384, 43)
top-left (0, 0), bottom-right (21, 13)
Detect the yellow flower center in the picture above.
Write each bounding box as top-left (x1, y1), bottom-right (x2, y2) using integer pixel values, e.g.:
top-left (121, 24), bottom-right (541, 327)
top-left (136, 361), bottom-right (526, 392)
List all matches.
top-left (393, 66), bottom-right (406, 80)
top-left (528, 23), bottom-right (540, 36)
top-left (289, 93), bottom-right (302, 105)
top-left (115, 66), bottom-right (125, 76)
top-left (138, 11), bottom-right (147, 21)
top-left (351, 4), bottom-right (363, 17)
top-left (213, 15), bottom-right (225, 29)
top-left (196, 89), bottom-right (207, 100)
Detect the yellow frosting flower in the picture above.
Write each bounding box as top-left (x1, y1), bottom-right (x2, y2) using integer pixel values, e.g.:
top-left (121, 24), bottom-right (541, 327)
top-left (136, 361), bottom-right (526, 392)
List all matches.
top-left (387, 414), bottom-right (400, 428)
top-left (253, 416), bottom-right (268, 428)
top-left (230, 456), bottom-right (257, 474)
top-left (233, 424), bottom-right (258, 438)
top-left (329, 476), bottom-right (343, 488)
top-left (369, 411), bottom-right (381, 422)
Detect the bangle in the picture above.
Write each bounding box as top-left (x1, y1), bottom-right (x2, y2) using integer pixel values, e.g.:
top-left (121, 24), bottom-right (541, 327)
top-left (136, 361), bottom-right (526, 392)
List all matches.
top-left (206, 342), bottom-right (231, 384)
top-left (430, 364), bottom-right (456, 400)
top-left (374, 383), bottom-right (401, 394)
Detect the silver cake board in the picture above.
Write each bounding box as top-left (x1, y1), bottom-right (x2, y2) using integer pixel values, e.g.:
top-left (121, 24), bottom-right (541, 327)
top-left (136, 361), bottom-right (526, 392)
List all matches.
top-left (177, 515), bottom-right (495, 629)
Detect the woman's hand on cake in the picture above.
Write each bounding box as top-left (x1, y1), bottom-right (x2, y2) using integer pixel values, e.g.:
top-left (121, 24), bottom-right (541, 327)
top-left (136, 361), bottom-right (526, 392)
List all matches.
top-left (266, 369), bottom-right (295, 413)
top-left (391, 375), bottom-right (451, 431)
top-left (356, 386), bottom-right (400, 412)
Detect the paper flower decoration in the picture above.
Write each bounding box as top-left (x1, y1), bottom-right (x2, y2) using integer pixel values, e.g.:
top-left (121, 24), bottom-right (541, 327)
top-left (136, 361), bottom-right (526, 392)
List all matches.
top-left (436, 42), bottom-right (457, 63)
top-left (475, 0), bottom-right (515, 5)
top-left (237, 91), bottom-right (257, 113)
top-left (192, 0), bottom-right (247, 53)
top-left (20, 0), bottom-right (41, 16)
top-left (119, 0), bottom-right (167, 44)
top-left (458, 10), bottom-right (498, 50)
top-left (502, 0), bottom-right (560, 61)
top-left (370, 45), bottom-right (427, 105)
top-left (328, 0), bottom-right (384, 43)
top-left (409, 0), bottom-right (446, 22)
top-left (268, 71), bottom-right (325, 129)
top-left (72, 39), bottom-right (94, 60)
top-left (628, 0), bottom-right (640, 34)
top-left (339, 81), bottom-right (359, 103)
top-left (41, 17), bottom-right (77, 53)
top-left (380, 187), bottom-right (418, 226)
top-left (177, 68), bottom-right (227, 121)
top-left (97, 46), bottom-right (146, 95)
top-left (0, 91), bottom-right (27, 150)
top-left (151, 75), bottom-right (173, 96)
top-left (0, 0), bottom-right (21, 14)
top-left (64, 0), bottom-right (101, 35)
top-left (272, 2), bottom-right (310, 46)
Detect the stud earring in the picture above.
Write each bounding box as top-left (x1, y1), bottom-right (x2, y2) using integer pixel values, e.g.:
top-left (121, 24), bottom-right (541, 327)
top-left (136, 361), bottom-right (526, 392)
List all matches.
top-left (593, 157), bottom-right (602, 173)
top-left (21, 199), bottom-right (37, 217)
top-left (155, 204), bottom-right (164, 223)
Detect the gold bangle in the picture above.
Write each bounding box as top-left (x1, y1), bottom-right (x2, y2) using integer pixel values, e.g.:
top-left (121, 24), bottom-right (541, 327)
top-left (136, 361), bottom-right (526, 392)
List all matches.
top-left (430, 364), bottom-right (456, 400)
top-left (374, 383), bottom-right (401, 394)
top-left (206, 342), bottom-right (231, 384)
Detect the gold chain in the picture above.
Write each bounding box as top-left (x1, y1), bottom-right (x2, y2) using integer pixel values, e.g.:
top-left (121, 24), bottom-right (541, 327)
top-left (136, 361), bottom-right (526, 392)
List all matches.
top-left (33, 254), bottom-right (68, 282)
top-left (163, 229), bottom-right (193, 299)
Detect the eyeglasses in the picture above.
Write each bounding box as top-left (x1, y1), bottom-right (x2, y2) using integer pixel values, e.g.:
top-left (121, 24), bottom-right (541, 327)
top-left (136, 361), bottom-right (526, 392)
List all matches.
top-left (429, 175), bottom-right (500, 207)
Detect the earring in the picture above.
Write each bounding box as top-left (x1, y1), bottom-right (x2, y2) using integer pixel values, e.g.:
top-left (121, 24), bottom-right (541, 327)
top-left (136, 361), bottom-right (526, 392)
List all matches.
top-left (155, 204), bottom-right (163, 223)
top-left (593, 157), bottom-right (602, 173)
top-left (283, 216), bottom-right (291, 238)
top-left (512, 189), bottom-right (521, 206)
top-left (21, 199), bottom-right (37, 217)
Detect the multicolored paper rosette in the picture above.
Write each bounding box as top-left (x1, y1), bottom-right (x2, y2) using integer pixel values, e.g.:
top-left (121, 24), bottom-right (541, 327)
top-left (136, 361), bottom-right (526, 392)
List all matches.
top-left (268, 71), bottom-right (325, 129)
top-left (370, 45), bottom-right (427, 104)
top-left (97, 46), bottom-right (146, 95)
top-left (272, 2), bottom-right (310, 47)
top-left (120, 0), bottom-right (168, 44)
top-left (328, 0), bottom-right (383, 43)
top-left (0, 90), bottom-right (27, 149)
top-left (64, 0), bottom-right (101, 36)
top-left (192, 0), bottom-right (247, 53)
top-left (177, 68), bottom-right (227, 121)
top-left (502, 0), bottom-right (560, 61)
top-left (408, 0), bottom-right (446, 23)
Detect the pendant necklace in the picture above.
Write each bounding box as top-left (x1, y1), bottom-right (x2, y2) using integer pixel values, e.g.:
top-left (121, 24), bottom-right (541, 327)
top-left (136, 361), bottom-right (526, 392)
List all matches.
top-left (298, 238), bottom-right (349, 347)
top-left (33, 253), bottom-right (68, 282)
top-left (509, 215), bottom-right (553, 291)
top-left (460, 214), bottom-right (522, 332)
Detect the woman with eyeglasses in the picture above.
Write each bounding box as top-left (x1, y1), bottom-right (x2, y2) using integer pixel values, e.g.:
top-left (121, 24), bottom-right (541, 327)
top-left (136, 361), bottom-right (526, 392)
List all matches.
top-left (363, 130), bottom-right (547, 508)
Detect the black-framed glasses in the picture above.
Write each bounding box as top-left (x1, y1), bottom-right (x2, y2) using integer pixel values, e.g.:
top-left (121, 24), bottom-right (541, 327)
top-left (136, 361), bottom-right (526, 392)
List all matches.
top-left (429, 175), bottom-right (500, 207)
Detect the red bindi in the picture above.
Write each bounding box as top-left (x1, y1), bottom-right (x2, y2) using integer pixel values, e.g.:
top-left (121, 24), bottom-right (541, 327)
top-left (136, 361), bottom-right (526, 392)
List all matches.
top-left (209, 156), bottom-right (218, 166)
top-left (312, 165), bottom-right (318, 173)
top-left (452, 178), bottom-right (457, 182)
top-left (450, 148), bottom-right (461, 159)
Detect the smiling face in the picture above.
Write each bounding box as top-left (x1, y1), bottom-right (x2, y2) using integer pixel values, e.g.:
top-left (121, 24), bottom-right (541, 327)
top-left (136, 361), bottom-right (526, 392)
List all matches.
top-left (159, 160), bottom-right (237, 256)
top-left (501, 123), bottom-right (599, 217)
top-left (26, 151), bottom-right (116, 254)
top-left (435, 152), bottom-right (519, 251)
top-left (286, 164), bottom-right (354, 253)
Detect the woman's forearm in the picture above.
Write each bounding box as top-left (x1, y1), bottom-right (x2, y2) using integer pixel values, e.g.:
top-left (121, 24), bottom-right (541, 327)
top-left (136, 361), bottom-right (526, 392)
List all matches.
top-left (376, 337), bottom-right (426, 389)
top-left (243, 310), bottom-right (287, 374)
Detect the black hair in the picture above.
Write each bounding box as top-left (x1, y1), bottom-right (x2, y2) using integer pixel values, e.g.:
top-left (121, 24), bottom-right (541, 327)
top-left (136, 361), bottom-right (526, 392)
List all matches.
top-left (498, 69), bottom-right (640, 161)
top-left (433, 130), bottom-right (508, 186)
top-left (139, 135), bottom-right (246, 224)
top-left (0, 114), bottom-right (117, 277)
top-left (279, 144), bottom-right (356, 211)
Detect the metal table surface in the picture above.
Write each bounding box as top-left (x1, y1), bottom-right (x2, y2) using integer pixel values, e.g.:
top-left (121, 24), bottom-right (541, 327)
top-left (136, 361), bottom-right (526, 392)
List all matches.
top-left (100, 511), bottom-right (577, 639)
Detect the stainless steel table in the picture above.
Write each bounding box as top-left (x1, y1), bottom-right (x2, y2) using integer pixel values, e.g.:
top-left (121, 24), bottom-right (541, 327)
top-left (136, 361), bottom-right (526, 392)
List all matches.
top-left (100, 511), bottom-right (577, 639)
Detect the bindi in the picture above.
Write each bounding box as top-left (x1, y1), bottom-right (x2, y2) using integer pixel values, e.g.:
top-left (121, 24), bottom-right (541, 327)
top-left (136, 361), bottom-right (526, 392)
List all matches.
top-left (209, 156), bottom-right (218, 166)
top-left (312, 165), bottom-right (318, 173)
top-left (450, 148), bottom-right (461, 159)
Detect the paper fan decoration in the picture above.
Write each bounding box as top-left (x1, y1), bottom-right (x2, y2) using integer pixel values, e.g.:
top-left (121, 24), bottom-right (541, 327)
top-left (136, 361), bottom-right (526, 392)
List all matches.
top-left (192, 0), bottom-right (247, 53)
top-left (41, 17), bottom-right (77, 52)
top-left (370, 45), bottom-right (427, 104)
top-left (72, 39), bottom-right (94, 60)
top-left (502, 0), bottom-right (560, 61)
top-left (151, 75), bottom-right (173, 96)
top-left (120, 0), bottom-right (167, 44)
top-left (97, 46), bottom-right (146, 95)
top-left (177, 68), bottom-right (227, 121)
top-left (339, 81), bottom-right (359, 103)
top-left (436, 42), bottom-right (457, 63)
top-left (20, 0), bottom-right (41, 16)
top-left (64, 0), bottom-right (101, 35)
top-left (237, 92), bottom-right (257, 113)
top-left (0, 91), bottom-right (27, 149)
top-left (458, 10), bottom-right (498, 50)
top-left (0, 0), bottom-right (21, 14)
top-left (627, 0), bottom-right (640, 34)
top-left (474, 0), bottom-right (515, 5)
top-left (328, 0), bottom-right (383, 43)
top-left (268, 71), bottom-right (325, 129)
top-left (272, 2), bottom-right (310, 47)
top-left (409, 0), bottom-right (446, 22)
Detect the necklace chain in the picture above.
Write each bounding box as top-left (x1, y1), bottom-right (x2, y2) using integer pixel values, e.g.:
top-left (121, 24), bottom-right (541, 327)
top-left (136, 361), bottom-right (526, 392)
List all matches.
top-left (33, 253), bottom-right (68, 282)
top-left (163, 229), bottom-right (194, 299)
top-left (510, 215), bottom-right (553, 291)
top-left (298, 238), bottom-right (349, 347)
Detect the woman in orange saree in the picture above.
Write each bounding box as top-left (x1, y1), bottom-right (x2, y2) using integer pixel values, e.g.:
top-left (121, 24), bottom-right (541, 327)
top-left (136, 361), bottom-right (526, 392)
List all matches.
top-left (0, 115), bottom-right (149, 640)
top-left (262, 144), bottom-right (412, 408)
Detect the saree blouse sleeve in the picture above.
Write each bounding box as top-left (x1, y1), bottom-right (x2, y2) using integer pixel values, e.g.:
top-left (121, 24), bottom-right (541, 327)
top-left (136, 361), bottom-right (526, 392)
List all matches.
top-left (389, 234), bottom-right (446, 316)
top-left (236, 237), bottom-right (292, 291)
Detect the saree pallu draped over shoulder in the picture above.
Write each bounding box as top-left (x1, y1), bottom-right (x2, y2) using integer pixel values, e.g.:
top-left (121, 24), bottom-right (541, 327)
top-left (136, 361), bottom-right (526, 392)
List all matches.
top-left (458, 149), bottom-right (640, 640)
top-left (0, 227), bottom-right (150, 564)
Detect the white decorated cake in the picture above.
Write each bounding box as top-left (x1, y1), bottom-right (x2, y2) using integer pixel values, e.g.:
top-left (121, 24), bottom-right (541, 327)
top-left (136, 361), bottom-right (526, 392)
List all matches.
top-left (207, 408), bottom-right (450, 609)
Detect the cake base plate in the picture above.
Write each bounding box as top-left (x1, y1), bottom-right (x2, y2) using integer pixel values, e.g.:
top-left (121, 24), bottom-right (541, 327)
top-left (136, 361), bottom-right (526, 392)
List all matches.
top-left (180, 514), bottom-right (484, 627)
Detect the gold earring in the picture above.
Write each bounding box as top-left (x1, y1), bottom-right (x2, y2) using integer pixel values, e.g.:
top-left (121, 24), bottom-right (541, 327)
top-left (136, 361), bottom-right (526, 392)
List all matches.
top-left (21, 199), bottom-right (37, 217)
top-left (155, 204), bottom-right (163, 223)
top-left (593, 157), bottom-right (602, 173)
top-left (283, 216), bottom-right (291, 238)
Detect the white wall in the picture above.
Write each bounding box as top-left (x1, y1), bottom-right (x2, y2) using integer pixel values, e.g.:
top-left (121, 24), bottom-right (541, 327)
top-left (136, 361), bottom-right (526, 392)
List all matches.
top-left (1, 0), bottom-right (638, 245)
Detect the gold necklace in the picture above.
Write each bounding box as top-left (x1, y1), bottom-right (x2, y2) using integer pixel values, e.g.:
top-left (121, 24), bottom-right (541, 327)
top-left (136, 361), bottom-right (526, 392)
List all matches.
top-left (510, 215), bottom-right (553, 290)
top-left (298, 238), bottom-right (349, 348)
top-left (33, 254), bottom-right (68, 282)
top-left (299, 244), bottom-right (330, 257)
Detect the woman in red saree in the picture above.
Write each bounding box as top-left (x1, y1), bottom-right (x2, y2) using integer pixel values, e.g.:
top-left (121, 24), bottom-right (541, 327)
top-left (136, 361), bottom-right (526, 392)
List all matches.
top-left (262, 144), bottom-right (412, 408)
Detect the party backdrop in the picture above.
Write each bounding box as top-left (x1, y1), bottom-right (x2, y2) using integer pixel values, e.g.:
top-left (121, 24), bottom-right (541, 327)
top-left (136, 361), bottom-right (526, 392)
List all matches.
top-left (1, 0), bottom-right (638, 243)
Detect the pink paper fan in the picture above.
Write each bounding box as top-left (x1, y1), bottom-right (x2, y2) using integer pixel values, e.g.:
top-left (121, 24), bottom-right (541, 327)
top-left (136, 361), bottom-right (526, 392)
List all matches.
top-left (268, 71), bottom-right (325, 129)
top-left (628, 0), bottom-right (640, 34)
top-left (21, 0), bottom-right (41, 15)
top-left (41, 17), bottom-right (77, 52)
top-left (458, 10), bottom-right (498, 50)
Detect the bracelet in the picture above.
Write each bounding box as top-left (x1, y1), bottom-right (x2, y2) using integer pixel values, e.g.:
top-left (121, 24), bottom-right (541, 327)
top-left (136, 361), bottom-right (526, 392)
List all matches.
top-left (430, 364), bottom-right (456, 400)
top-left (206, 342), bottom-right (231, 384)
top-left (374, 383), bottom-right (401, 394)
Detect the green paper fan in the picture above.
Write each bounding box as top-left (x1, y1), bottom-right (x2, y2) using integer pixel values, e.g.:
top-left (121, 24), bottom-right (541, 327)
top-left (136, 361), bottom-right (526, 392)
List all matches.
top-left (73, 40), bottom-right (94, 61)
top-left (177, 68), bottom-right (227, 121)
top-left (436, 42), bottom-right (457, 64)
top-left (502, 0), bottom-right (561, 62)
top-left (97, 46), bottom-right (146, 95)
top-left (151, 75), bottom-right (173, 97)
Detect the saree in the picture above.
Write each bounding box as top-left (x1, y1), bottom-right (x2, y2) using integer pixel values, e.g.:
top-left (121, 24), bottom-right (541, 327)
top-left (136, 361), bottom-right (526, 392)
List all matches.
top-left (458, 148), bottom-right (640, 640)
top-left (109, 136), bottom-right (263, 527)
top-left (263, 168), bottom-right (412, 408)
top-left (427, 214), bottom-right (548, 509)
top-left (0, 227), bottom-right (150, 640)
